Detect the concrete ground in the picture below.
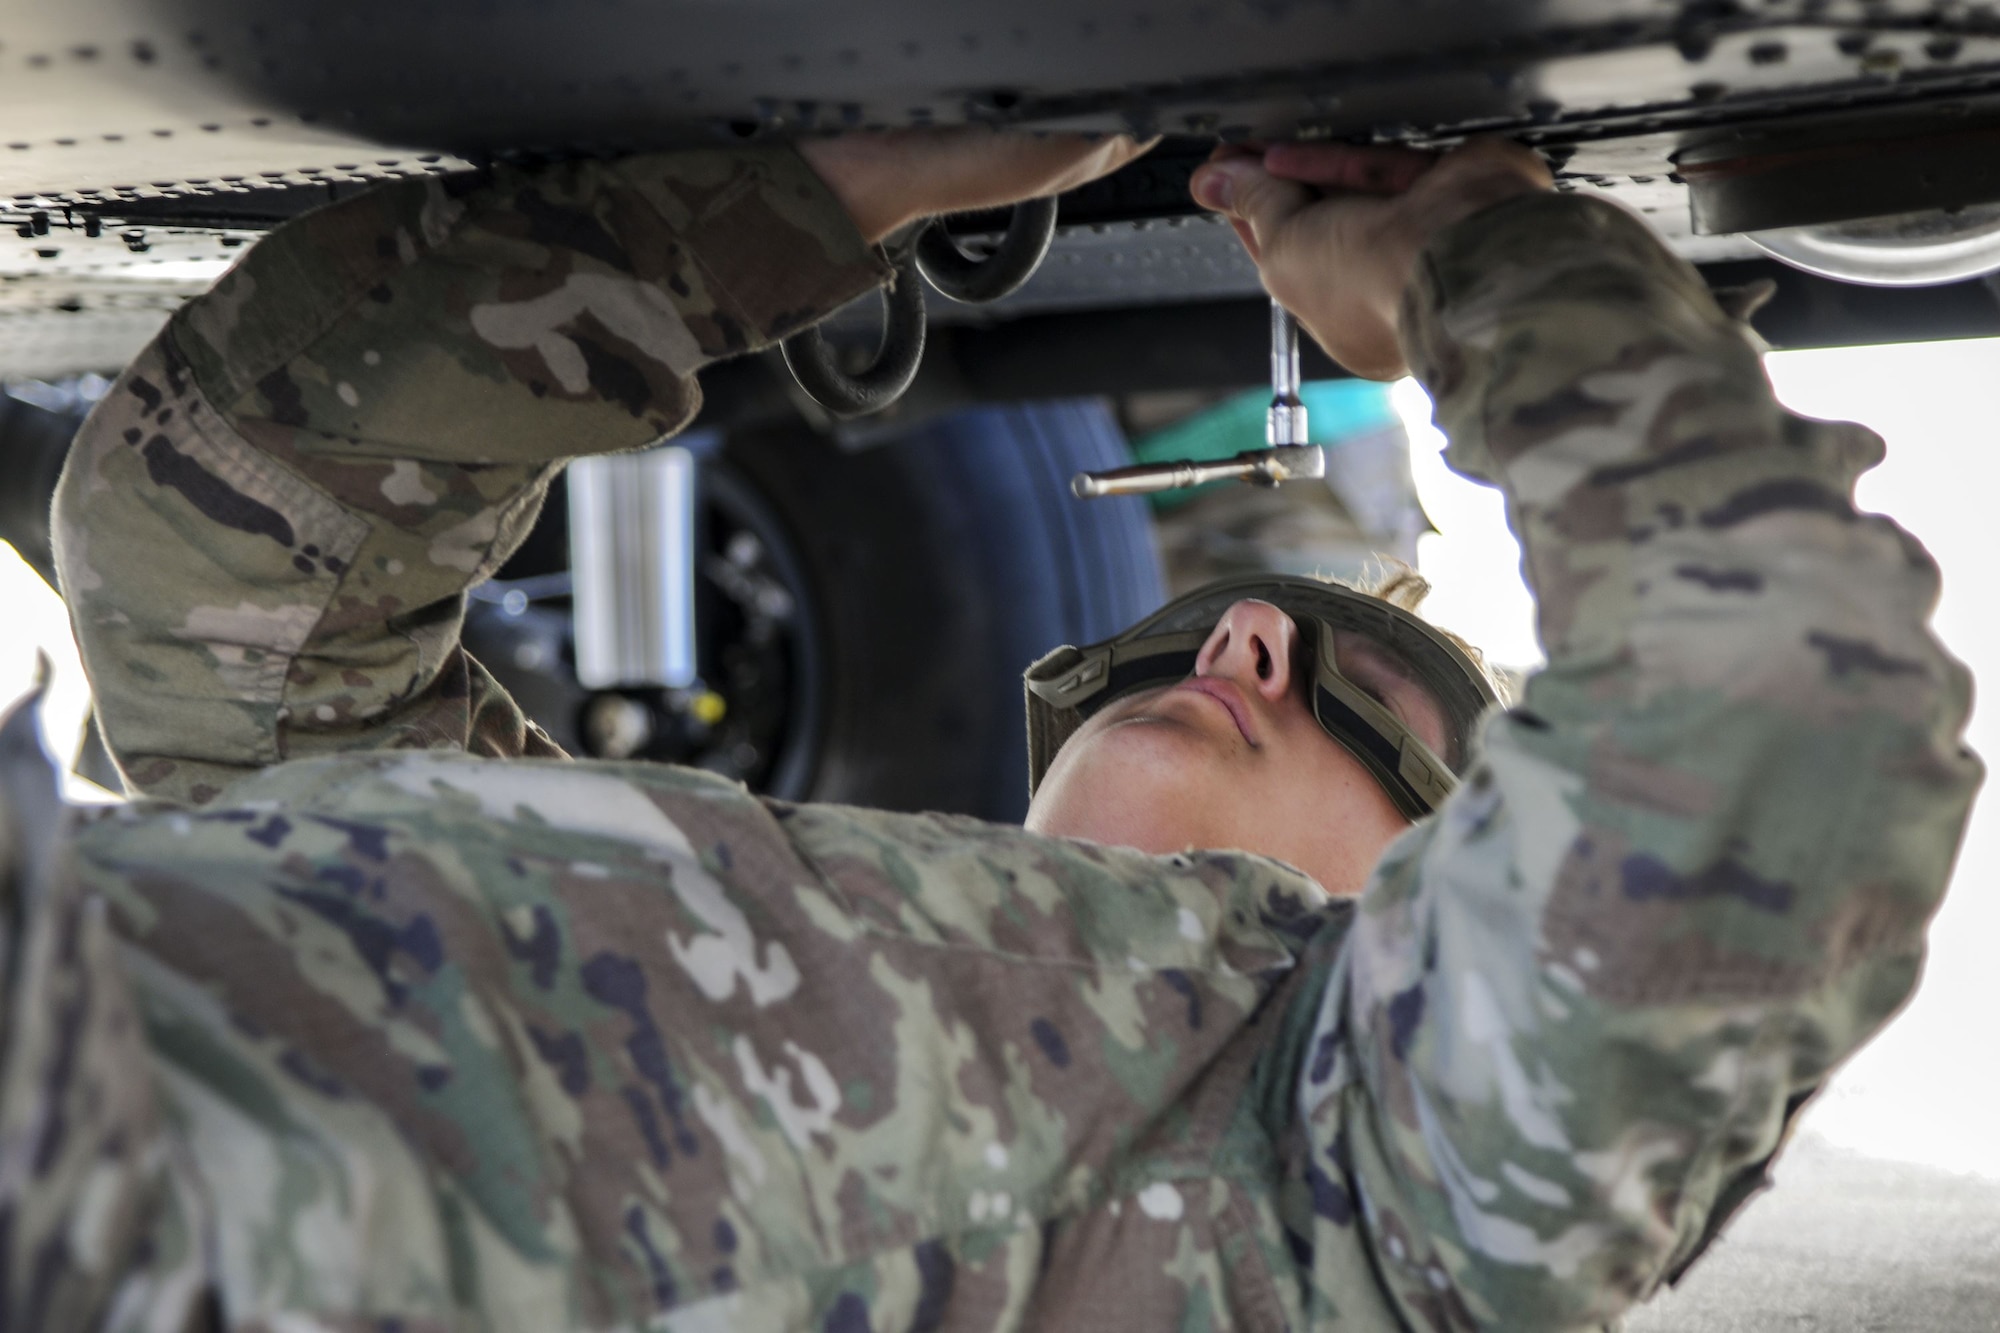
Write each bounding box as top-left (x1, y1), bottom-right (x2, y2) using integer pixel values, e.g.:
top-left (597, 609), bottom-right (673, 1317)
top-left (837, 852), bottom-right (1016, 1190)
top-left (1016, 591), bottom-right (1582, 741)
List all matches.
top-left (1627, 1131), bottom-right (2000, 1332)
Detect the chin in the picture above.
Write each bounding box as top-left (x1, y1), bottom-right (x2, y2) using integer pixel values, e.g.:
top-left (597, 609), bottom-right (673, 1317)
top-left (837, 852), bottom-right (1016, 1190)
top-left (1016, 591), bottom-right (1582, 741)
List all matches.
top-left (1025, 725), bottom-right (1232, 850)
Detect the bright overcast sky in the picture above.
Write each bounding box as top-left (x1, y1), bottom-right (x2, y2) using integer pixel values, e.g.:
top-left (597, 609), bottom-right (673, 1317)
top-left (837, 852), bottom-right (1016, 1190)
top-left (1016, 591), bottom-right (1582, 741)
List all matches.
top-left (1402, 337), bottom-right (2000, 1184)
top-left (2, 335), bottom-right (1996, 1185)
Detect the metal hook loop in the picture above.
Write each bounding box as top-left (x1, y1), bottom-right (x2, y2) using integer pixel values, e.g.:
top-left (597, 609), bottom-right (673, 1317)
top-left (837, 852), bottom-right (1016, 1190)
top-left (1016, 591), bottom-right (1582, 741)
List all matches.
top-left (778, 196), bottom-right (1057, 416)
top-left (778, 254), bottom-right (927, 418)
top-left (916, 195), bottom-right (1059, 304)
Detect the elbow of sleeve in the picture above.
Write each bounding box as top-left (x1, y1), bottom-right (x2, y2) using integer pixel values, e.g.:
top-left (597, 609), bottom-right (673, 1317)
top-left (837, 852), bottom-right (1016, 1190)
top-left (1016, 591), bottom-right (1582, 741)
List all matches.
top-left (1404, 1182), bottom-right (1733, 1332)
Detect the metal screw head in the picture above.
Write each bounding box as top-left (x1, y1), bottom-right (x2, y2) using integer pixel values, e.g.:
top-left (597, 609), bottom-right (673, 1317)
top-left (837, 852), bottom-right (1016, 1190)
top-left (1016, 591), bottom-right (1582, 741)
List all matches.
top-left (583, 694), bottom-right (654, 760)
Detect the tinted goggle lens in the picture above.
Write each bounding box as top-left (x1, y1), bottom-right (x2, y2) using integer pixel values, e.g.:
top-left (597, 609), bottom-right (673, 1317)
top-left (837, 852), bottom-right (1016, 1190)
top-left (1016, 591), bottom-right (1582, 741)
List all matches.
top-left (1071, 617), bottom-right (1457, 819)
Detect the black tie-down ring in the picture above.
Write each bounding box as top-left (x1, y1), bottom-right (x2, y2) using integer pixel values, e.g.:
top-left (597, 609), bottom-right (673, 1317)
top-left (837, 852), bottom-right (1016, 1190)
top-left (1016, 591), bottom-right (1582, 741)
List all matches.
top-left (779, 253), bottom-right (928, 419)
top-left (915, 195), bottom-right (1059, 304)
top-left (779, 197), bottom-right (1059, 417)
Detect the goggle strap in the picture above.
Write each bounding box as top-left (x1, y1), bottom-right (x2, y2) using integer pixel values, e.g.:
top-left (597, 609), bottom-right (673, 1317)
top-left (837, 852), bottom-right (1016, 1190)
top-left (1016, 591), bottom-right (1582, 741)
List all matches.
top-left (1027, 634), bottom-right (1210, 714)
top-left (1313, 675), bottom-right (1457, 820)
top-left (1096, 644), bottom-right (1201, 715)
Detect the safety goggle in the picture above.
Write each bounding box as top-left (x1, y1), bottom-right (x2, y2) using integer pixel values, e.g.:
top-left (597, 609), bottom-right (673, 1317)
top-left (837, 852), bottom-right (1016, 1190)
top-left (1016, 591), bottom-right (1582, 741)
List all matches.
top-left (1023, 574), bottom-right (1498, 820)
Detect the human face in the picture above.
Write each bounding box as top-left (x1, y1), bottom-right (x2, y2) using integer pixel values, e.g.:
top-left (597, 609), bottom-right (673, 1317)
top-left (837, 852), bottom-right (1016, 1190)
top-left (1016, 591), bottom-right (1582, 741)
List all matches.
top-left (1023, 598), bottom-right (1449, 897)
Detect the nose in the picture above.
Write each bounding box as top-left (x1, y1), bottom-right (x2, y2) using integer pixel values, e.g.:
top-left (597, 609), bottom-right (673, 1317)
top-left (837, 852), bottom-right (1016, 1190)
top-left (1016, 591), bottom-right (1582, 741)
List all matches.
top-left (1193, 599), bottom-right (1301, 705)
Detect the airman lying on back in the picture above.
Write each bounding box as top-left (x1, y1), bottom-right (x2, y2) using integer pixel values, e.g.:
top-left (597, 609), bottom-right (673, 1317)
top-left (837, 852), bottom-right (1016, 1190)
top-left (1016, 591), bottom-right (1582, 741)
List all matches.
top-left (0, 128), bottom-right (1977, 1331)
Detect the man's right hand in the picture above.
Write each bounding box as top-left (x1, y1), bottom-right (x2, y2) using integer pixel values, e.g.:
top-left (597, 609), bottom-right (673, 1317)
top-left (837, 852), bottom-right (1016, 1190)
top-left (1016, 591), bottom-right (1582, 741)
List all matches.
top-left (1189, 138), bottom-right (1553, 379)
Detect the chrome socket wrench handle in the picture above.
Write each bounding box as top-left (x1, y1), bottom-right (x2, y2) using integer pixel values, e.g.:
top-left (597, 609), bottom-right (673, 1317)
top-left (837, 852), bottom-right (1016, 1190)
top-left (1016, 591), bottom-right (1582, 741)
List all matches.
top-left (1072, 299), bottom-right (1322, 500)
top-left (1070, 444), bottom-right (1324, 499)
top-left (1267, 298), bottom-right (1309, 447)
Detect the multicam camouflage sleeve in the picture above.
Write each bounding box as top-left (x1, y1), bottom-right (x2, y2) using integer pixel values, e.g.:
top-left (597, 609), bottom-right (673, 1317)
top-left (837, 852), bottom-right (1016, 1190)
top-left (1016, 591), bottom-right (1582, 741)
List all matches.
top-left (1282, 194), bottom-right (1984, 1328)
top-left (35, 145), bottom-right (1346, 1333)
top-left (54, 145), bottom-right (891, 805)
top-left (16, 151), bottom-right (1982, 1333)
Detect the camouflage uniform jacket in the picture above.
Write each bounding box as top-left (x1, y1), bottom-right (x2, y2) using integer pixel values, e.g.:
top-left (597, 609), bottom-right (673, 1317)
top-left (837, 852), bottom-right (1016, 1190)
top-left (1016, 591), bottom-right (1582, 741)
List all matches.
top-left (7, 147), bottom-right (1978, 1332)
